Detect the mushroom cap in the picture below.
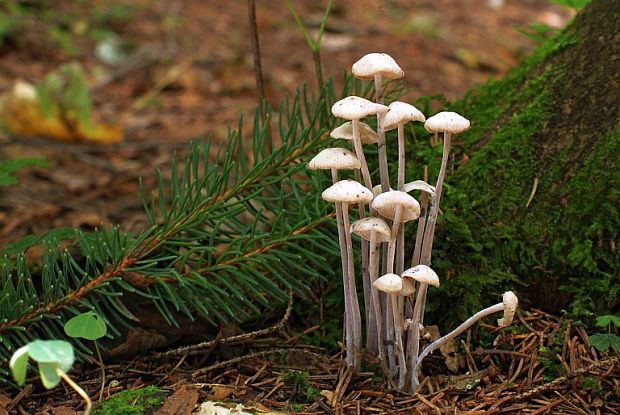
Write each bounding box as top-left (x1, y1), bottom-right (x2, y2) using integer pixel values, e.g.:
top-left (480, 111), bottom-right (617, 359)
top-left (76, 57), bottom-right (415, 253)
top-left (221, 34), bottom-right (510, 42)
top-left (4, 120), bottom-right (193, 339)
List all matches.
top-left (322, 180), bottom-right (373, 204)
top-left (372, 184), bottom-right (386, 198)
top-left (371, 190), bottom-right (420, 222)
top-left (350, 217), bottom-right (391, 243)
top-left (403, 180), bottom-right (436, 195)
top-left (381, 101), bottom-right (426, 131)
top-left (373, 273), bottom-right (402, 294)
top-left (308, 148), bottom-right (361, 171)
top-left (331, 96), bottom-right (389, 120)
top-left (402, 265), bottom-right (440, 287)
top-left (497, 291), bottom-right (519, 328)
top-left (424, 111), bottom-right (471, 134)
top-left (400, 278), bottom-right (416, 296)
top-left (352, 53), bottom-right (404, 81)
top-left (330, 121), bottom-right (378, 144)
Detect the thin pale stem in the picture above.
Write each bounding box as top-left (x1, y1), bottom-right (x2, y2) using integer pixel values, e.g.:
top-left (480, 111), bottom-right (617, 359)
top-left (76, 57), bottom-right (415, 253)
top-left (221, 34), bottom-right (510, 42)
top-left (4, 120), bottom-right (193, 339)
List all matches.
top-left (374, 75), bottom-right (390, 192)
top-left (355, 170), bottom-right (375, 353)
top-left (369, 233), bottom-right (387, 374)
top-left (331, 169), bottom-right (354, 367)
top-left (408, 131), bottom-right (452, 387)
top-left (410, 303), bottom-right (504, 392)
top-left (56, 368), bottom-right (92, 415)
top-left (411, 192), bottom-right (429, 266)
top-left (351, 119), bottom-right (373, 190)
top-left (342, 205), bottom-right (362, 371)
top-left (392, 293), bottom-right (406, 390)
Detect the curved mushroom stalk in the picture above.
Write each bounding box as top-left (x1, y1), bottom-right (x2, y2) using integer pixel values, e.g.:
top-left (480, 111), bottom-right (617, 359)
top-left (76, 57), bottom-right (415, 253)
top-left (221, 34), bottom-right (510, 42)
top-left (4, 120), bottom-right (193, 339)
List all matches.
top-left (410, 291), bottom-right (517, 393)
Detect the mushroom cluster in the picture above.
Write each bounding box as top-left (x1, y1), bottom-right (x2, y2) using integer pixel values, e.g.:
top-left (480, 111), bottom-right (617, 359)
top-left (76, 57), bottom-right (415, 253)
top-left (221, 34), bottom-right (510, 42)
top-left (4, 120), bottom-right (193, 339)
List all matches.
top-left (307, 53), bottom-right (518, 392)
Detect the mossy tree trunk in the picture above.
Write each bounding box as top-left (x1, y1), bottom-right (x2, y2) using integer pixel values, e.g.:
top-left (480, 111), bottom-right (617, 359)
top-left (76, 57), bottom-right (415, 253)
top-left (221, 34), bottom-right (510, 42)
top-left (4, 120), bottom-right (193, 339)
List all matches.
top-left (414, 0), bottom-right (619, 326)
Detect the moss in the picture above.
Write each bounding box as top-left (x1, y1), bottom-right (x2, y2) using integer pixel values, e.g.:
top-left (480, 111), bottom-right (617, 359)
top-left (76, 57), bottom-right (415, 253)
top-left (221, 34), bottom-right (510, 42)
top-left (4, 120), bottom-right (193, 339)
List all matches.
top-left (397, 0), bottom-right (620, 328)
top-left (92, 386), bottom-right (166, 415)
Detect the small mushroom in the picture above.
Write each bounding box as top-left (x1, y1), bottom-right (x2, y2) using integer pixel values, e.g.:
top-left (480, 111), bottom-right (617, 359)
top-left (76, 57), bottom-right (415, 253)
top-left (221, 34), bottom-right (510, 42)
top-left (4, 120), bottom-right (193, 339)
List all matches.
top-left (330, 121), bottom-right (379, 145)
top-left (351, 217), bottom-right (391, 369)
top-left (352, 53), bottom-right (404, 192)
top-left (322, 180), bottom-right (374, 370)
top-left (401, 265), bottom-right (440, 288)
top-left (403, 181), bottom-right (436, 267)
top-left (381, 102), bottom-right (425, 191)
top-left (309, 149), bottom-right (361, 368)
top-left (332, 96), bottom-right (389, 190)
top-left (497, 291), bottom-right (518, 328)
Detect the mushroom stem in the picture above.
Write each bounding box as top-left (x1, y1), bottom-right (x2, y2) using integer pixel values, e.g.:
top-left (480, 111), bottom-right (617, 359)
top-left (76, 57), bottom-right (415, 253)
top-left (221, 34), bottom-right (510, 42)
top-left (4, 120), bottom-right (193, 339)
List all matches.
top-left (408, 131), bottom-right (452, 383)
top-left (410, 302), bottom-right (504, 392)
top-left (411, 192), bottom-right (429, 266)
top-left (395, 122), bottom-right (407, 276)
top-left (354, 170), bottom-right (375, 353)
top-left (369, 232), bottom-right (388, 374)
top-left (331, 169), bottom-right (354, 368)
top-left (373, 74), bottom-right (390, 192)
top-left (351, 120), bottom-right (373, 190)
top-left (386, 205), bottom-right (406, 386)
top-left (342, 204), bottom-right (362, 370)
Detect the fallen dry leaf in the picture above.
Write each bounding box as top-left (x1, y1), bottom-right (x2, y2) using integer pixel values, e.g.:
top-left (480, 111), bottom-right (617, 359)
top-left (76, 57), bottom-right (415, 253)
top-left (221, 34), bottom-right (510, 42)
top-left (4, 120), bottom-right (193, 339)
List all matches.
top-left (154, 385), bottom-right (199, 415)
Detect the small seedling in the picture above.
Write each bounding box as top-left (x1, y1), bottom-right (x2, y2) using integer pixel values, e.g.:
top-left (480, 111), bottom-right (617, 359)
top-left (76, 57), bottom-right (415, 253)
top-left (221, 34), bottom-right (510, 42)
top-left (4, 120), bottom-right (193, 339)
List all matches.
top-left (64, 311), bottom-right (108, 401)
top-left (10, 340), bottom-right (92, 414)
top-left (588, 315), bottom-right (620, 353)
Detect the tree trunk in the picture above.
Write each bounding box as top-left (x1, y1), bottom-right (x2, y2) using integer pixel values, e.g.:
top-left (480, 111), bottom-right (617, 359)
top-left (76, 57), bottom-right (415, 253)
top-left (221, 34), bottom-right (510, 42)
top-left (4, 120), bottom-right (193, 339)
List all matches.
top-left (418, 0), bottom-right (619, 327)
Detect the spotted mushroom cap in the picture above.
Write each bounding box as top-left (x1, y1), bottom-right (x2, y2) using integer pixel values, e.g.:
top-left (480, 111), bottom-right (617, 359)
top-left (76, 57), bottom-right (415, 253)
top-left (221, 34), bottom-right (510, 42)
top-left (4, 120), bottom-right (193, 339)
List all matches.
top-left (402, 265), bottom-right (440, 287)
top-left (373, 273), bottom-right (402, 294)
top-left (322, 180), bottom-right (373, 205)
top-left (308, 148), bottom-right (361, 171)
top-left (330, 121), bottom-right (379, 144)
top-left (371, 190), bottom-right (420, 222)
top-left (424, 111), bottom-right (471, 134)
top-left (350, 217), bottom-right (391, 243)
top-left (352, 53), bottom-right (404, 81)
top-left (403, 180), bottom-right (436, 195)
top-left (381, 102), bottom-right (426, 131)
top-left (497, 291), bottom-right (518, 328)
top-left (332, 96), bottom-right (389, 120)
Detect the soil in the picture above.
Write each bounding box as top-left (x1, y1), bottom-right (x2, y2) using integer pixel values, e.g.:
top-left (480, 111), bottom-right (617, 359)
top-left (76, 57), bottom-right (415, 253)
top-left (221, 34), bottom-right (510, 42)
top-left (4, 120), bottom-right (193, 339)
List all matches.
top-left (0, 0), bottom-right (574, 244)
top-left (4, 1), bottom-right (616, 414)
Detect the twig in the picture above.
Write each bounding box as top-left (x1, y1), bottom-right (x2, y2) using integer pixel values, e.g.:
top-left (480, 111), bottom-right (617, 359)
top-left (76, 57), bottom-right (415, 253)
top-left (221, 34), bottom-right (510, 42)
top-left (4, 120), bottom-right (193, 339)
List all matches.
top-left (153, 291), bottom-right (293, 358)
top-left (513, 355), bottom-right (620, 400)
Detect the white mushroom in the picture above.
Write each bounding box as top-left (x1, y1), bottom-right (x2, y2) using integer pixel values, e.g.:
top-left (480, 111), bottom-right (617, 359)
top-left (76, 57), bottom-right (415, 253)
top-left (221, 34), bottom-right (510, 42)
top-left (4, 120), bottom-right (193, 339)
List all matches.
top-left (332, 96), bottom-right (388, 190)
top-left (309, 150), bottom-right (362, 368)
top-left (351, 217), bottom-right (391, 368)
top-left (497, 291), bottom-right (518, 327)
top-left (401, 265), bottom-right (440, 288)
top-left (322, 180), bottom-right (373, 370)
top-left (352, 53), bottom-right (403, 192)
top-left (330, 121), bottom-right (379, 145)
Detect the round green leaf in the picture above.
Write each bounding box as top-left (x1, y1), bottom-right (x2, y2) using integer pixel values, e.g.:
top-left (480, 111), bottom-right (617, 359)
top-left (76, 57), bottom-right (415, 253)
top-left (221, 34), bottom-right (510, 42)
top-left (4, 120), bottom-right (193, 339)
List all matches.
top-left (28, 340), bottom-right (75, 373)
top-left (38, 361), bottom-right (61, 389)
top-left (9, 345), bottom-right (31, 386)
top-left (64, 311), bottom-right (107, 341)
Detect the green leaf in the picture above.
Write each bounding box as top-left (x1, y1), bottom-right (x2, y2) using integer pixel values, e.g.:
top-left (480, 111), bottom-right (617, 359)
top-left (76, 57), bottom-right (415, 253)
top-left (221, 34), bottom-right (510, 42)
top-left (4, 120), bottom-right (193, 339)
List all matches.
top-left (38, 361), bottom-right (61, 389)
top-left (64, 311), bottom-right (107, 341)
top-left (9, 345), bottom-right (30, 386)
top-left (595, 315), bottom-right (620, 328)
top-left (27, 340), bottom-right (75, 373)
top-left (588, 333), bottom-right (620, 352)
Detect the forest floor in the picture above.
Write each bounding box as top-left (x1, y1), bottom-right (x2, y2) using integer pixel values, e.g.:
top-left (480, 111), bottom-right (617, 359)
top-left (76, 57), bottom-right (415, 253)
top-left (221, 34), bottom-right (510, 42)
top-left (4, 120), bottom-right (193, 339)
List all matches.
top-left (1, 0), bottom-right (619, 413)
